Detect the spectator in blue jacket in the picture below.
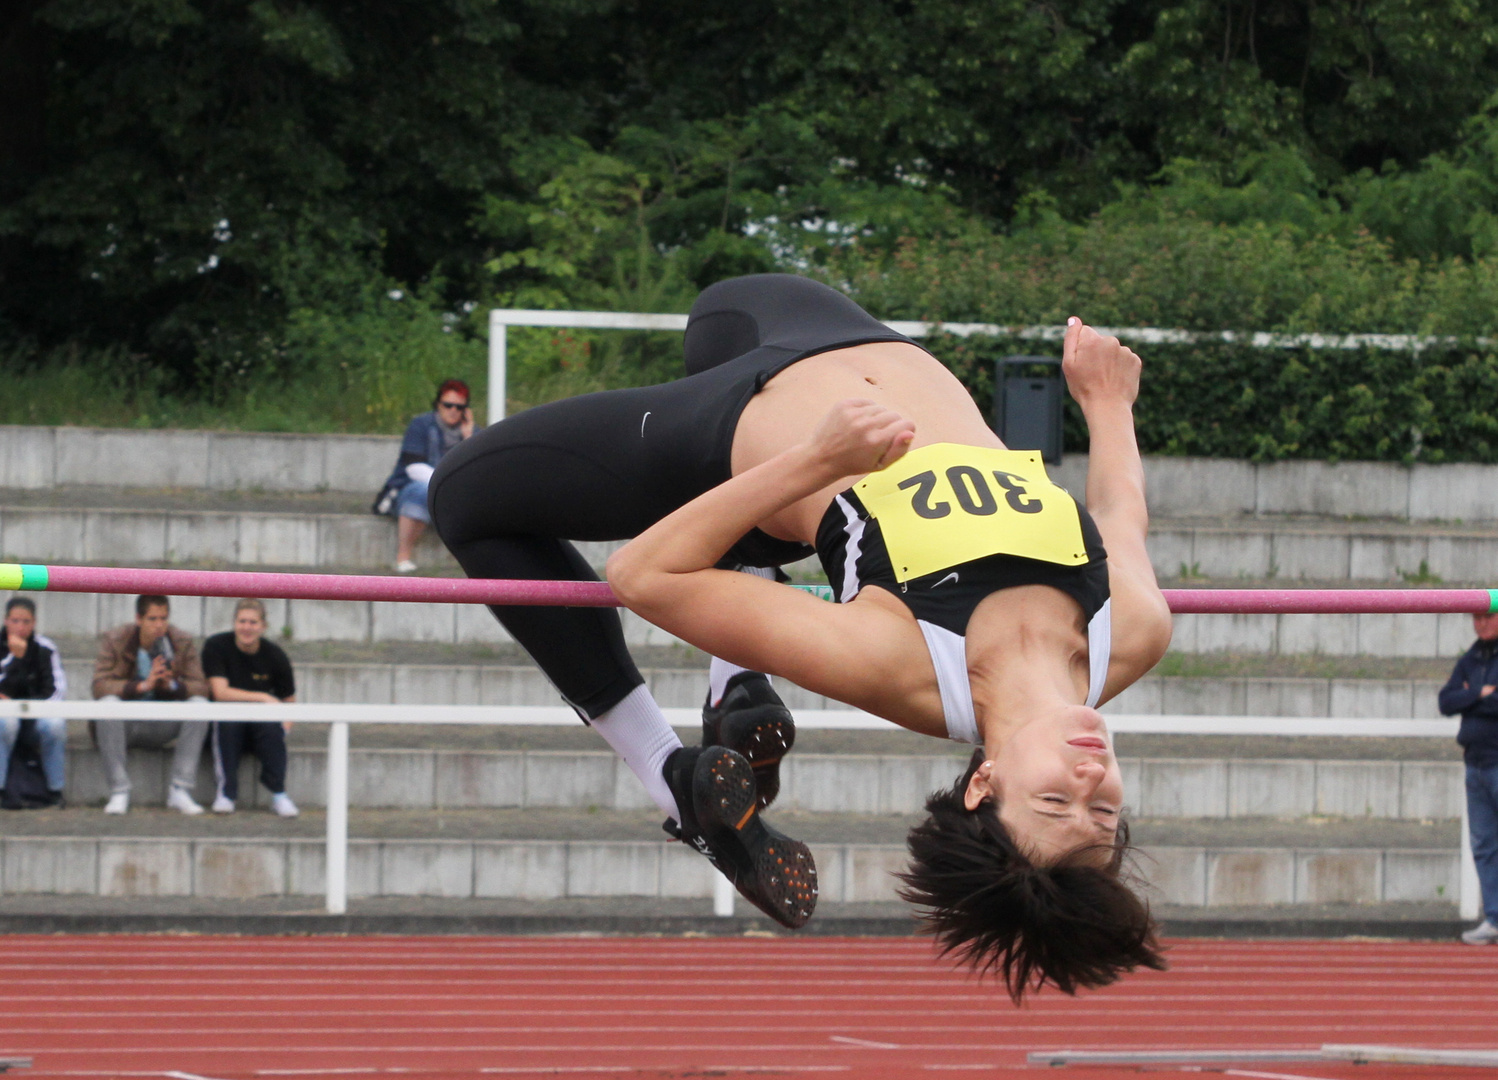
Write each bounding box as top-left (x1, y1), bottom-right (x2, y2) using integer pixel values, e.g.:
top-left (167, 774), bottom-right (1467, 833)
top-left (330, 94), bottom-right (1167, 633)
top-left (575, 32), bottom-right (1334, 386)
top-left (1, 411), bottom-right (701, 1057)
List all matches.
top-left (1439, 610), bottom-right (1498, 945)
top-left (375, 379), bottom-right (473, 573)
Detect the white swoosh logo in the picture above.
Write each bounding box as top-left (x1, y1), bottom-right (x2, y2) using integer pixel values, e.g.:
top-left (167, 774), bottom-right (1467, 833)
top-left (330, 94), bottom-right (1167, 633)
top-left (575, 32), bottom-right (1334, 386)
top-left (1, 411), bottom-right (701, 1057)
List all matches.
top-left (640, 411), bottom-right (651, 437)
top-left (934, 572), bottom-right (959, 588)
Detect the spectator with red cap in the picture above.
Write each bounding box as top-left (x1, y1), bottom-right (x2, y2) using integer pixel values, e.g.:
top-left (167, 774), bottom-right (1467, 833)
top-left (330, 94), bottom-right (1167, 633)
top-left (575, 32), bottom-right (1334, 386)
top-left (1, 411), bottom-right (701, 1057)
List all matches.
top-left (373, 378), bottom-right (474, 572)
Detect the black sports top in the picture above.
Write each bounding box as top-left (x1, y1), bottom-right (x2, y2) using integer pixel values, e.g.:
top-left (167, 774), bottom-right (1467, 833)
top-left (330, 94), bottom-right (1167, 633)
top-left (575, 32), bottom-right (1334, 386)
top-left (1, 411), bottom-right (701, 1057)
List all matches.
top-left (812, 464), bottom-right (1112, 742)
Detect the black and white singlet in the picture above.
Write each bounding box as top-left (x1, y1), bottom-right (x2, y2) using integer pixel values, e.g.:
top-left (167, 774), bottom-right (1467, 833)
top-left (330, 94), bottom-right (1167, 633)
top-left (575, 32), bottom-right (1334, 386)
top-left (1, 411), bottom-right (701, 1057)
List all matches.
top-left (814, 447), bottom-right (1112, 744)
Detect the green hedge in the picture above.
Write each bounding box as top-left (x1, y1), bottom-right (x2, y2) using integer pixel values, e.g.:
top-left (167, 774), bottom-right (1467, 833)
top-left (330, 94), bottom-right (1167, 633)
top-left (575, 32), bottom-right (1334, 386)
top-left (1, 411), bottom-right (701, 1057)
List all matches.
top-left (927, 332), bottom-right (1498, 464)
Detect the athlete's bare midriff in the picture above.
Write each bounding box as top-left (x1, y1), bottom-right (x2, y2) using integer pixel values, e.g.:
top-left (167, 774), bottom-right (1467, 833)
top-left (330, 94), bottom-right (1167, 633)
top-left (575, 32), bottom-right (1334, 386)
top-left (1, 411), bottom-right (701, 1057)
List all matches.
top-left (731, 341), bottom-right (1001, 543)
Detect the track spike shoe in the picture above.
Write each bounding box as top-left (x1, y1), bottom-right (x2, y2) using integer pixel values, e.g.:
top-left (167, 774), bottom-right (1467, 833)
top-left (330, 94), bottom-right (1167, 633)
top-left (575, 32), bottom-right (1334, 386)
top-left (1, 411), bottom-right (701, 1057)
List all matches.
top-left (661, 745), bottom-right (817, 929)
top-left (702, 671), bottom-right (794, 810)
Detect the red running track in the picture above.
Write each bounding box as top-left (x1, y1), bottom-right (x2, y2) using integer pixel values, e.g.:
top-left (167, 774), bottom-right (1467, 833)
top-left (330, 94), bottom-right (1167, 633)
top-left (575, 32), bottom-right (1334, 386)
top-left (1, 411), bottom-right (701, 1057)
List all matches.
top-left (0, 935), bottom-right (1493, 1080)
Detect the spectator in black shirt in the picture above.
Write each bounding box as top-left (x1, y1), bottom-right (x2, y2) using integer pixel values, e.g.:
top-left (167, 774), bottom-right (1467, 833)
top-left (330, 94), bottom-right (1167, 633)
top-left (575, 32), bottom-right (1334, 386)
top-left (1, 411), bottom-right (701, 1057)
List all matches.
top-left (202, 599), bottom-right (298, 817)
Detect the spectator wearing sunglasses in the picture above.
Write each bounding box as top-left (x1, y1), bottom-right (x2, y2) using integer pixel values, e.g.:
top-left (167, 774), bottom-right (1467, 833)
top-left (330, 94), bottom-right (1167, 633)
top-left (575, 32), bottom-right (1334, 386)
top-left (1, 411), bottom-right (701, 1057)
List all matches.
top-left (374, 379), bottom-right (474, 572)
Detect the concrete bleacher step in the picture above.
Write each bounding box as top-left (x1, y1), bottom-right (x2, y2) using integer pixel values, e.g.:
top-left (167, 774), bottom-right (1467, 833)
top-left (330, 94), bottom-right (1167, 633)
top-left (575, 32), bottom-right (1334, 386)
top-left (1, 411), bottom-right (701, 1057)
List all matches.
top-left (42, 703), bottom-right (1463, 816)
top-left (35, 628), bottom-right (1475, 718)
top-left (19, 567), bottom-right (1489, 664)
top-left (10, 485), bottom-right (1498, 583)
top-left (6, 425), bottom-right (1497, 524)
top-left (0, 807), bottom-right (1460, 911)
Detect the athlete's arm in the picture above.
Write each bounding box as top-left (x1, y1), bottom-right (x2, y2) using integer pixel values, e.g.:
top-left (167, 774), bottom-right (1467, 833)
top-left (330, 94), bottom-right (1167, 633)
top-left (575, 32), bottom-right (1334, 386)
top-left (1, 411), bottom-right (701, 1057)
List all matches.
top-left (607, 401), bottom-right (932, 721)
top-left (1062, 319), bottom-right (1172, 698)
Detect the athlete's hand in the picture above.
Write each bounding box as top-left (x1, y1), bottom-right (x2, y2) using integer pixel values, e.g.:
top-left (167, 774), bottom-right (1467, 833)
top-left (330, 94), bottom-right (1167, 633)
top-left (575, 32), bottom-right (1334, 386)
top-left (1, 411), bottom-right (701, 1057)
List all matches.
top-left (809, 399), bottom-right (916, 478)
top-left (1062, 317), bottom-right (1140, 410)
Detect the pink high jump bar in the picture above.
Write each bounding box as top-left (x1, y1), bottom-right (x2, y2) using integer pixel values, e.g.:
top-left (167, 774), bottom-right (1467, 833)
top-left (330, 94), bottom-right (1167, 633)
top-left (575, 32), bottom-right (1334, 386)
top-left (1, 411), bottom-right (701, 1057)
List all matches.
top-left (3, 563), bottom-right (1496, 615)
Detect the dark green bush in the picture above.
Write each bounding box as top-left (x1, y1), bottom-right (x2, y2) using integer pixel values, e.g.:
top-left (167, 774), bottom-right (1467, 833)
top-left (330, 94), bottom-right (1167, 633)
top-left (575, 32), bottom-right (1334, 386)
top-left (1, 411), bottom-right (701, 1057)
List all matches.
top-left (925, 331), bottom-right (1498, 464)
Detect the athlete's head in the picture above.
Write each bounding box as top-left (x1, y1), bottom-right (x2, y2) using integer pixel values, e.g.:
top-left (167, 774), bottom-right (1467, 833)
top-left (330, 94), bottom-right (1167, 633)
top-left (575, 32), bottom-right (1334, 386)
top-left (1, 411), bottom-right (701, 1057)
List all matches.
top-left (977, 704), bottom-right (1123, 864)
top-left (898, 744), bottom-right (1165, 1002)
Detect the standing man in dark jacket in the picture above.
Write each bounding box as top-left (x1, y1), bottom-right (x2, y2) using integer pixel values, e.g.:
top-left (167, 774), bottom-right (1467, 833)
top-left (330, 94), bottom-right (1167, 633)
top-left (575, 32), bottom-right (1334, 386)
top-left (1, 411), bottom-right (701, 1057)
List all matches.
top-left (1439, 610), bottom-right (1498, 944)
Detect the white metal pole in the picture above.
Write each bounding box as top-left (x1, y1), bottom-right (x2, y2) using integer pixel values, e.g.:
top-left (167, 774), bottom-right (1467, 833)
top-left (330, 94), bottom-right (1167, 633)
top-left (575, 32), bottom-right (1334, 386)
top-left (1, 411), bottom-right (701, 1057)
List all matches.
top-left (1461, 788), bottom-right (1480, 920)
top-left (326, 720), bottom-right (350, 915)
top-left (713, 871), bottom-right (735, 916)
top-left (487, 312), bottom-right (507, 425)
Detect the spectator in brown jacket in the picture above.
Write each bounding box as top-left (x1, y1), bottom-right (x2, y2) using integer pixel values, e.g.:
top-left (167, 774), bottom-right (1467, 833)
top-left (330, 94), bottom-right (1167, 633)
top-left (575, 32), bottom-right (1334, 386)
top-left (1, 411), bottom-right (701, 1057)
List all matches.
top-left (91, 595), bottom-right (210, 815)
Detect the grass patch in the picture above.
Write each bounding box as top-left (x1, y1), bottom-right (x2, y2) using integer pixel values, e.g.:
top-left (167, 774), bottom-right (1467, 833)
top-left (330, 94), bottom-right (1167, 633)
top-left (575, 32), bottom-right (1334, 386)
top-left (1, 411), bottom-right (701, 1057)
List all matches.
top-left (1150, 651), bottom-right (1453, 680)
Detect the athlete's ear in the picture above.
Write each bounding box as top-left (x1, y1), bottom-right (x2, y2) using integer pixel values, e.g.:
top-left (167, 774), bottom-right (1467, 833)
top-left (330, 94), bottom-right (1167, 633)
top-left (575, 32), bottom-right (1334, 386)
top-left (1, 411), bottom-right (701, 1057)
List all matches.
top-left (963, 760), bottom-right (996, 811)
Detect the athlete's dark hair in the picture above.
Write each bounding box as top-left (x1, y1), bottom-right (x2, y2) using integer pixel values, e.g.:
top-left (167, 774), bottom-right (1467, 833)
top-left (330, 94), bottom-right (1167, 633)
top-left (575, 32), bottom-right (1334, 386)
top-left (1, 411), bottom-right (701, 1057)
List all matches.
top-left (898, 749), bottom-right (1166, 1003)
top-left (5, 597), bottom-right (35, 616)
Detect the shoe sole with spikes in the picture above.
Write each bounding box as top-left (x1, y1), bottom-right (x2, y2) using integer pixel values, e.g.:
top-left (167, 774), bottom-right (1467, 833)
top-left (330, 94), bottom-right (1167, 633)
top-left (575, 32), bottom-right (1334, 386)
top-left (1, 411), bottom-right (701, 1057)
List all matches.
top-left (670, 745), bottom-right (817, 929)
top-left (703, 675), bottom-right (795, 810)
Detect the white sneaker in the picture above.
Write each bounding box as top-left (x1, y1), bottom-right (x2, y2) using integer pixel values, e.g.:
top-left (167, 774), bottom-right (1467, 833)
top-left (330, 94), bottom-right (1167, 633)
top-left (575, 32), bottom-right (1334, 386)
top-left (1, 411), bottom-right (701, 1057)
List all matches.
top-left (212, 794), bottom-right (236, 814)
top-left (270, 792), bottom-right (299, 818)
top-left (1462, 919), bottom-right (1498, 945)
top-left (166, 787), bottom-right (204, 816)
top-left (103, 792), bottom-right (129, 815)
top-left (395, 559), bottom-right (418, 574)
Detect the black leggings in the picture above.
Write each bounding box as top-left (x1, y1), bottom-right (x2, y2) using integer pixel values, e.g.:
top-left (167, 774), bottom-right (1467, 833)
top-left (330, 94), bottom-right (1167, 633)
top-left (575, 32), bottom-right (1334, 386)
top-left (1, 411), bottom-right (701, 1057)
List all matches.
top-left (429, 274), bottom-right (918, 717)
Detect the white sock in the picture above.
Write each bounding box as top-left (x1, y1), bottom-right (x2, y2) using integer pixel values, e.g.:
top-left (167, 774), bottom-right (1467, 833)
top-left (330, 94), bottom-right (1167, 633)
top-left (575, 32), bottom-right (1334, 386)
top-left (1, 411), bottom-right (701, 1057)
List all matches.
top-left (590, 684), bottom-right (684, 819)
top-left (708, 566), bottom-right (778, 707)
top-left (709, 657), bottom-right (769, 708)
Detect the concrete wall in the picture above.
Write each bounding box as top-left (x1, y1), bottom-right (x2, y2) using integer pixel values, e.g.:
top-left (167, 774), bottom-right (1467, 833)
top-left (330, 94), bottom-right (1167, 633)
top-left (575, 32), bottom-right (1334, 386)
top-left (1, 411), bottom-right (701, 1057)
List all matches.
top-left (44, 656), bottom-right (1460, 715)
top-left (0, 427), bottom-right (394, 493)
top-left (1055, 455), bottom-right (1498, 521)
top-left (0, 834), bottom-right (1456, 906)
top-left (0, 505), bottom-right (455, 569)
top-left (51, 739), bottom-right (1461, 818)
top-left (27, 596), bottom-right (1478, 656)
top-left (1144, 847), bottom-right (1457, 907)
top-left (2, 424), bottom-right (1494, 521)
top-left (26, 582), bottom-right (685, 651)
top-left (11, 500), bottom-right (1498, 586)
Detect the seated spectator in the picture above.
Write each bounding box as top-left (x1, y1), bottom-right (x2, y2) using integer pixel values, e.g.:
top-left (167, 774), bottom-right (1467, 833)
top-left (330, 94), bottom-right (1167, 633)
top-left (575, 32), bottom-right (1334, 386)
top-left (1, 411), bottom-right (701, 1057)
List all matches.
top-left (91, 595), bottom-right (209, 815)
top-left (374, 378), bottom-right (473, 573)
top-left (203, 598), bottom-right (298, 817)
top-left (0, 598), bottom-right (68, 807)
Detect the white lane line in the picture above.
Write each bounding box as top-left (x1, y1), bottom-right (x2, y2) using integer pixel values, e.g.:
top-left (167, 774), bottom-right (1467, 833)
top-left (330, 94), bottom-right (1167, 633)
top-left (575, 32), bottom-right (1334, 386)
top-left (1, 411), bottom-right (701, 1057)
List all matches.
top-left (1225, 1072), bottom-right (1345, 1080)
top-left (828, 1036), bottom-right (899, 1049)
top-left (165, 1073), bottom-right (236, 1080)
top-left (257, 1070), bottom-right (850, 1077)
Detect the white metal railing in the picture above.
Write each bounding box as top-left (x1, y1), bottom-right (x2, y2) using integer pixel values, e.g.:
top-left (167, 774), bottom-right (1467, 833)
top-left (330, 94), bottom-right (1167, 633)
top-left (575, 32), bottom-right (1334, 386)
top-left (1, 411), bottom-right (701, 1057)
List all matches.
top-left (0, 699), bottom-right (1473, 921)
top-left (485, 307), bottom-right (1485, 425)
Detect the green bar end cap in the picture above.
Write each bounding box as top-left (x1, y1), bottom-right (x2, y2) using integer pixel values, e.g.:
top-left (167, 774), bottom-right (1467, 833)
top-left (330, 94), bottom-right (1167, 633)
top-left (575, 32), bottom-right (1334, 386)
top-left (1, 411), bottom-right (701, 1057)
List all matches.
top-left (17, 565), bottom-right (47, 591)
top-left (1489, 588), bottom-right (1498, 614)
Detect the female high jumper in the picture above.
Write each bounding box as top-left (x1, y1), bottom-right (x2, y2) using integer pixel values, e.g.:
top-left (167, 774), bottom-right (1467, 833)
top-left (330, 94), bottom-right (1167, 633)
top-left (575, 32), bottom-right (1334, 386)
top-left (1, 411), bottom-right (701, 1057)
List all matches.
top-left (430, 274), bottom-right (1171, 1000)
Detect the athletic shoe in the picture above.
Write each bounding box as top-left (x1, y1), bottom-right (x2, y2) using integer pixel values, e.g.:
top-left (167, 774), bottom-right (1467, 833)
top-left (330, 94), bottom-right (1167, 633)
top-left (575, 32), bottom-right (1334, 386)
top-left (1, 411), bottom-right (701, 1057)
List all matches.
top-left (702, 672), bottom-right (794, 810)
top-left (395, 559), bottom-right (418, 574)
top-left (103, 792), bottom-right (129, 815)
top-left (166, 786), bottom-right (204, 816)
top-left (270, 792), bottom-right (300, 818)
top-left (212, 795), bottom-right (236, 814)
top-left (661, 745), bottom-right (817, 929)
top-left (1462, 919), bottom-right (1498, 944)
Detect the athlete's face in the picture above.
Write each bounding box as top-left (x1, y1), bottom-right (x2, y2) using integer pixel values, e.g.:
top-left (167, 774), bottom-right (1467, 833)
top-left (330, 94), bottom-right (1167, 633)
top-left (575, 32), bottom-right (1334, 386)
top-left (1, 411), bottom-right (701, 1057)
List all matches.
top-left (967, 705), bottom-right (1123, 866)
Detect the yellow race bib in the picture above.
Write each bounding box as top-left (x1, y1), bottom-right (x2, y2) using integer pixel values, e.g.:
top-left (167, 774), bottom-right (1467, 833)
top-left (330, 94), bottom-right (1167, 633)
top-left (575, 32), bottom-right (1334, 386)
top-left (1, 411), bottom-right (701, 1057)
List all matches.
top-left (854, 443), bottom-right (1088, 582)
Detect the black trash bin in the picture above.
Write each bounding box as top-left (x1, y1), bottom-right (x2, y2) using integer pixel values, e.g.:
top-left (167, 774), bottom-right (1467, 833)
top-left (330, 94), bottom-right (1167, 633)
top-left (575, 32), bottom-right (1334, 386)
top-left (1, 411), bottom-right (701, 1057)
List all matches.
top-left (991, 355), bottom-right (1064, 464)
